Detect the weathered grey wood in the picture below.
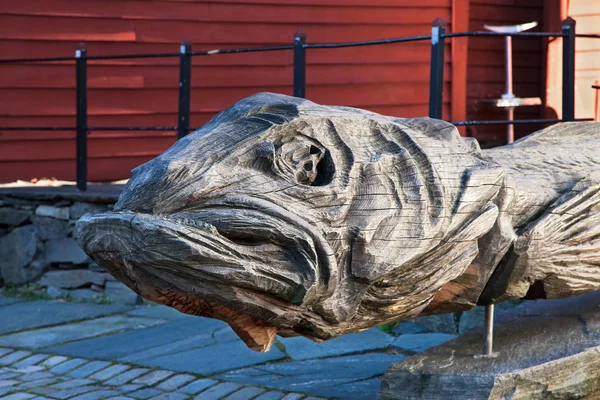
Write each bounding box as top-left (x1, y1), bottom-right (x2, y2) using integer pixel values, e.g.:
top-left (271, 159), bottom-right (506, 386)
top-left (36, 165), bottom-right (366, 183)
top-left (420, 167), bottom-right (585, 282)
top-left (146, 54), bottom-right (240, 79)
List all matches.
top-left (76, 93), bottom-right (600, 351)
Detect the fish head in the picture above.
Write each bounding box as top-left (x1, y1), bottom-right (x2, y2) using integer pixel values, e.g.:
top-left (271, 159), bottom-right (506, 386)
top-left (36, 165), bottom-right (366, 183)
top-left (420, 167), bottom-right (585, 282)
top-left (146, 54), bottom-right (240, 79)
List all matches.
top-left (77, 93), bottom-right (503, 350)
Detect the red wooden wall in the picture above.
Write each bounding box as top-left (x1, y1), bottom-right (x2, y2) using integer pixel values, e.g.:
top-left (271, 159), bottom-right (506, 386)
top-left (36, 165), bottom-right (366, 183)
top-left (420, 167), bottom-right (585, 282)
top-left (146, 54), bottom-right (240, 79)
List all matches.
top-left (0, 0), bottom-right (453, 183)
top-left (465, 0), bottom-right (547, 146)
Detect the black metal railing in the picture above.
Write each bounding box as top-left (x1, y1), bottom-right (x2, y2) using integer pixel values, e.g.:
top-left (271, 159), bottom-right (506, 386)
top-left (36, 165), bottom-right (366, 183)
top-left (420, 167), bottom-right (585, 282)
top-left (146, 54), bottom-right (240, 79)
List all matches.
top-left (0, 17), bottom-right (598, 191)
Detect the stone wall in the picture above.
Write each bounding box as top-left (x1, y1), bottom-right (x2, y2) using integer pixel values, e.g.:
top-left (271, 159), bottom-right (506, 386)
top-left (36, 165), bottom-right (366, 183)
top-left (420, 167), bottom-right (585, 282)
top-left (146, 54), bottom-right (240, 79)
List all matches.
top-left (0, 193), bottom-right (139, 304)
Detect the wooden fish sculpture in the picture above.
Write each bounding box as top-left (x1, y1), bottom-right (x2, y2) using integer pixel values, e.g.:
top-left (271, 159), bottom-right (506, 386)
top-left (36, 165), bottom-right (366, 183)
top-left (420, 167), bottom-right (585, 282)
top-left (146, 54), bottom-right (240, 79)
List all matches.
top-left (77, 93), bottom-right (600, 352)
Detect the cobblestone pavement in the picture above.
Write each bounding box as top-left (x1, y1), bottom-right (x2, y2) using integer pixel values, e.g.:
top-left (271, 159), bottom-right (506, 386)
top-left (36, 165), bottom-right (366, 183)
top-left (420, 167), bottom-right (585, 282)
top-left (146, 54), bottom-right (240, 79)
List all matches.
top-left (0, 297), bottom-right (462, 399)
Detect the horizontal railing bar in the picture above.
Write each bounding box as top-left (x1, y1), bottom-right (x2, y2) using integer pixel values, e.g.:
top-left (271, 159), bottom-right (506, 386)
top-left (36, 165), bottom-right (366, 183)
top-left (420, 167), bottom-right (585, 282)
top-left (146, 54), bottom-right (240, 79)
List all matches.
top-left (444, 31), bottom-right (564, 38)
top-left (305, 35), bottom-right (432, 49)
top-left (0, 126), bottom-right (204, 132)
top-left (576, 33), bottom-right (600, 38)
top-left (452, 118), bottom-right (594, 126)
top-left (191, 45), bottom-right (294, 56)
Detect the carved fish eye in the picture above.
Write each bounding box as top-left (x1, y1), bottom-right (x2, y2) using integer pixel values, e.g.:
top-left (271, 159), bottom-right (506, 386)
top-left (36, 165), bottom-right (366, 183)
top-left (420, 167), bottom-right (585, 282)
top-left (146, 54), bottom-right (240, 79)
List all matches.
top-left (274, 135), bottom-right (335, 186)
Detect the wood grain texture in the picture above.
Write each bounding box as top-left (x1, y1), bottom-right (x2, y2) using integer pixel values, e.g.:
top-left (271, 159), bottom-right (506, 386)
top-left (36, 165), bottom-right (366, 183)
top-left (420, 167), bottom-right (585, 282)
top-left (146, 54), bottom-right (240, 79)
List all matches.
top-left (76, 93), bottom-right (600, 351)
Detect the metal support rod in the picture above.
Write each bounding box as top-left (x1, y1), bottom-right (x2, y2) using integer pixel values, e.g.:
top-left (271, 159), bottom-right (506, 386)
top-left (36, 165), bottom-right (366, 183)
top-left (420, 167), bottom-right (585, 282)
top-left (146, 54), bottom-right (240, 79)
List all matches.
top-left (293, 30), bottom-right (307, 99)
top-left (428, 18), bottom-right (446, 119)
top-left (75, 45), bottom-right (88, 192)
top-left (505, 36), bottom-right (515, 144)
top-left (177, 40), bottom-right (192, 139)
top-left (562, 17), bottom-right (576, 121)
top-left (483, 304), bottom-right (494, 356)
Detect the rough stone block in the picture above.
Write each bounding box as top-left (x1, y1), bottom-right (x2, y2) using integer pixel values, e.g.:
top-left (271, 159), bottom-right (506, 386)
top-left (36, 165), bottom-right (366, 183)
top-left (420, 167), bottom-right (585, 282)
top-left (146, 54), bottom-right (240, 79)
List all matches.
top-left (68, 289), bottom-right (99, 302)
top-left (0, 225), bottom-right (45, 284)
top-left (105, 281), bottom-right (140, 304)
top-left (46, 286), bottom-right (67, 298)
top-left (31, 216), bottom-right (69, 240)
top-left (69, 203), bottom-right (111, 221)
top-left (380, 298), bottom-right (600, 400)
top-left (0, 208), bottom-right (31, 227)
top-left (44, 238), bottom-right (90, 265)
top-left (40, 270), bottom-right (110, 289)
top-left (35, 205), bottom-right (69, 221)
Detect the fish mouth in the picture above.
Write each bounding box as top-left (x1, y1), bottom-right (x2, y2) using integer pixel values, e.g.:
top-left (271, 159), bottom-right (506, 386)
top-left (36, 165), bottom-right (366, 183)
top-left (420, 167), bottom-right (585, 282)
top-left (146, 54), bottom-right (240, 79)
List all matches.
top-left (76, 195), bottom-right (336, 308)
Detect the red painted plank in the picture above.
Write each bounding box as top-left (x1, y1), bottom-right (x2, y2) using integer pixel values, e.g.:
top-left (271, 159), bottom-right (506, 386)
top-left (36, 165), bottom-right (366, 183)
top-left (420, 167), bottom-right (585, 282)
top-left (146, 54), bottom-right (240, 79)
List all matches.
top-left (0, 0), bottom-right (451, 25)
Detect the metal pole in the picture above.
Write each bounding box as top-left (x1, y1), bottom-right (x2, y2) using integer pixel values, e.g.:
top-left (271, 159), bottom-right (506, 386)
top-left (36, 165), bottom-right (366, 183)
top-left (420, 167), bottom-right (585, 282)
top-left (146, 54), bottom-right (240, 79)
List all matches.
top-left (75, 45), bottom-right (88, 192)
top-left (505, 36), bottom-right (514, 144)
top-left (483, 304), bottom-right (494, 356)
top-left (177, 40), bottom-right (192, 139)
top-left (562, 17), bottom-right (576, 122)
top-left (293, 30), bottom-right (306, 99)
top-left (428, 18), bottom-right (446, 119)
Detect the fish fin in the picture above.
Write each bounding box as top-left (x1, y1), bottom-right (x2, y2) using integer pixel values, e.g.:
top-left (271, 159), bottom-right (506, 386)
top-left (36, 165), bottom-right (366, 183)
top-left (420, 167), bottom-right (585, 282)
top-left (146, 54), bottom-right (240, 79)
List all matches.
top-left (483, 171), bottom-right (600, 302)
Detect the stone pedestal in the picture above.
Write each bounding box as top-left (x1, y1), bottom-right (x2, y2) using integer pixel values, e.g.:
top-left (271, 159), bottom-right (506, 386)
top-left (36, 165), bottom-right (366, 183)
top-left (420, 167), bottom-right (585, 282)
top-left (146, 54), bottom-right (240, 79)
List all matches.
top-left (380, 292), bottom-right (600, 400)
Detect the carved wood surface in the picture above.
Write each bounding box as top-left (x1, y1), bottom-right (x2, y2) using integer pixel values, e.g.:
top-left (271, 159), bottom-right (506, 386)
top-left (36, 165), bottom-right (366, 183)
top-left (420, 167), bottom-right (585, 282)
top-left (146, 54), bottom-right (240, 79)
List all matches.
top-left (76, 93), bottom-right (600, 351)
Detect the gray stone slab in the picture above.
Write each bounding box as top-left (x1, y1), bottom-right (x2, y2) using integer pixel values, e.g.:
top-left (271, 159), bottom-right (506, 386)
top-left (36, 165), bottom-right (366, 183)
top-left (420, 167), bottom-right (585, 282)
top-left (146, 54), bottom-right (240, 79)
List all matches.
top-left (70, 390), bottom-right (120, 400)
top-left (67, 361), bottom-right (112, 379)
top-left (380, 303), bottom-right (600, 400)
top-left (49, 358), bottom-right (87, 374)
top-left (49, 379), bottom-right (94, 389)
top-left (134, 339), bottom-right (286, 375)
top-left (0, 394), bottom-right (36, 400)
top-left (281, 328), bottom-right (394, 360)
top-left (224, 386), bottom-right (265, 400)
top-left (280, 394), bottom-right (303, 400)
top-left (131, 370), bottom-right (173, 386)
top-left (0, 316), bottom-right (164, 349)
top-left (0, 379), bottom-right (19, 388)
top-left (118, 335), bottom-right (215, 363)
top-left (253, 392), bottom-right (286, 400)
top-left (392, 333), bottom-right (457, 353)
top-left (45, 317), bottom-right (226, 360)
top-left (155, 374), bottom-right (195, 391)
top-left (0, 351), bottom-right (31, 366)
top-left (11, 354), bottom-right (49, 369)
top-left (40, 356), bottom-right (68, 368)
top-left (176, 379), bottom-right (217, 395)
top-left (50, 385), bottom-right (102, 399)
top-left (0, 301), bottom-right (130, 335)
top-left (126, 306), bottom-right (189, 321)
top-left (391, 322), bottom-right (428, 335)
top-left (44, 238), bottom-right (89, 264)
top-left (310, 377), bottom-right (382, 399)
top-left (104, 369), bottom-right (150, 386)
top-left (116, 384), bottom-right (143, 394)
top-left (194, 383), bottom-right (241, 399)
top-left (17, 372), bottom-right (53, 382)
top-left (128, 388), bottom-right (162, 399)
top-left (0, 348), bottom-right (14, 357)
top-left (17, 378), bottom-right (59, 389)
top-left (87, 364), bottom-right (130, 381)
top-left (147, 393), bottom-right (188, 400)
top-left (218, 352), bottom-right (405, 393)
top-left (0, 298), bottom-right (25, 307)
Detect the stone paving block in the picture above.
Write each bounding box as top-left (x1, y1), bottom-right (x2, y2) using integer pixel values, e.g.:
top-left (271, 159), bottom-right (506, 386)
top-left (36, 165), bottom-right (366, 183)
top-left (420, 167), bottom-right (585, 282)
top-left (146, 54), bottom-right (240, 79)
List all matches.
top-left (49, 358), bottom-right (87, 374)
top-left (12, 366), bottom-right (44, 375)
top-left (45, 318), bottom-right (225, 360)
top-left (391, 322), bottom-right (429, 335)
top-left (392, 333), bottom-right (457, 352)
top-left (40, 355), bottom-right (68, 368)
top-left (118, 335), bottom-right (213, 364)
top-left (17, 372), bottom-right (53, 382)
top-left (126, 306), bottom-right (189, 321)
top-left (0, 373), bottom-right (19, 380)
top-left (0, 388), bottom-right (16, 397)
top-left (49, 379), bottom-right (94, 389)
top-left (0, 351), bottom-right (31, 366)
top-left (0, 298), bottom-right (25, 307)
top-left (194, 382), bottom-right (241, 399)
top-left (70, 390), bottom-right (120, 400)
top-left (67, 361), bottom-right (112, 379)
top-left (281, 328), bottom-right (395, 360)
top-left (224, 386), bottom-right (265, 400)
top-left (0, 350), bottom-right (13, 358)
top-left (128, 388), bottom-right (162, 399)
top-left (136, 339), bottom-right (286, 375)
top-left (155, 374), bottom-right (195, 391)
top-left (176, 379), bottom-right (217, 395)
top-left (28, 387), bottom-right (56, 397)
top-left (87, 364), bottom-right (130, 381)
top-left (49, 385), bottom-right (102, 399)
top-left (280, 394), bottom-right (304, 400)
top-left (104, 368), bottom-right (150, 386)
top-left (11, 355), bottom-right (49, 369)
top-left (0, 379), bottom-right (19, 388)
top-left (16, 378), bottom-right (58, 389)
top-left (219, 352), bottom-right (405, 393)
top-left (106, 397), bottom-right (135, 400)
top-left (147, 393), bottom-right (188, 400)
top-left (253, 392), bottom-right (286, 400)
top-left (31, 397), bottom-right (54, 400)
top-left (0, 316), bottom-right (164, 350)
top-left (117, 384), bottom-right (143, 393)
top-left (0, 393), bottom-right (35, 400)
top-left (131, 370), bottom-right (174, 386)
top-left (0, 301), bottom-right (130, 335)
top-left (311, 377), bottom-right (383, 399)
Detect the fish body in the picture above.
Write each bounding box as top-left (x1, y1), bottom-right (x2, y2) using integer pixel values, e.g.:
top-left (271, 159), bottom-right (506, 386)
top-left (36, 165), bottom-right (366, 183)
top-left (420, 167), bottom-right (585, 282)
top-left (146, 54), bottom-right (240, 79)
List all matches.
top-left (77, 93), bottom-right (600, 351)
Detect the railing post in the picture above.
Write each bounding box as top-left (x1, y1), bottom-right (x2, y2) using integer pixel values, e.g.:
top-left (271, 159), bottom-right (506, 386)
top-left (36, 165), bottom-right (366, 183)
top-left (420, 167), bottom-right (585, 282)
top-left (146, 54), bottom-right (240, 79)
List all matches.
top-left (562, 17), bottom-right (576, 122)
top-left (429, 18), bottom-right (446, 119)
top-left (75, 45), bottom-right (88, 192)
top-left (177, 40), bottom-right (192, 139)
top-left (293, 30), bottom-right (306, 98)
